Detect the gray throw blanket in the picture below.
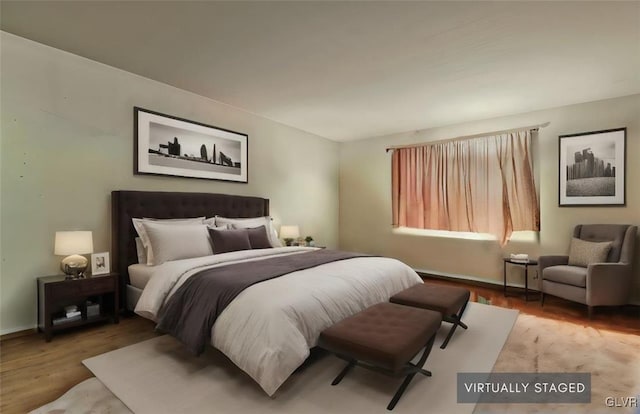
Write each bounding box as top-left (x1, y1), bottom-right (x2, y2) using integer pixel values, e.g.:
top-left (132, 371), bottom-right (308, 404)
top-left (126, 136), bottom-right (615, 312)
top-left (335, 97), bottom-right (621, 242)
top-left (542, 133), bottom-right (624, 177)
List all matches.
top-left (157, 249), bottom-right (371, 355)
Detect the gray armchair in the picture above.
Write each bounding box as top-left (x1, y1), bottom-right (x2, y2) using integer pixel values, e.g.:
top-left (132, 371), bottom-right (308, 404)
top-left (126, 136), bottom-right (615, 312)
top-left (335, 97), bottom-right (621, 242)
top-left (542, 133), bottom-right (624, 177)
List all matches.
top-left (539, 224), bottom-right (637, 318)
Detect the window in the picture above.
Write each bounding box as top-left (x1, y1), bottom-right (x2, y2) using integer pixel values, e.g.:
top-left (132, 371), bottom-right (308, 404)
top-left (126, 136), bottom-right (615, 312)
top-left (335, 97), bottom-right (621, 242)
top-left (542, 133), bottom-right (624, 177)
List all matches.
top-left (391, 130), bottom-right (539, 245)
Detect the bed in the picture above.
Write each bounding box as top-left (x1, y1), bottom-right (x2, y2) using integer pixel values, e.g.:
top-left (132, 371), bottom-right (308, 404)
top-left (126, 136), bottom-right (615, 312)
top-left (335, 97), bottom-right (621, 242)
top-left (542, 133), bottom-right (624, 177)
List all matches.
top-left (111, 190), bottom-right (422, 396)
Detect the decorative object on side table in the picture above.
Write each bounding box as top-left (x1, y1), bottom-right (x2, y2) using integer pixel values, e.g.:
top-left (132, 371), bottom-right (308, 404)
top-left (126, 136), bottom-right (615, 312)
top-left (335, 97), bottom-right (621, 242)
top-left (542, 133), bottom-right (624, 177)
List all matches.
top-left (509, 253), bottom-right (530, 263)
top-left (91, 252), bottom-right (110, 275)
top-left (280, 225), bottom-right (300, 246)
top-left (305, 236), bottom-right (315, 247)
top-left (37, 273), bottom-right (119, 342)
top-left (559, 128), bottom-right (626, 206)
top-left (134, 107), bottom-right (248, 183)
top-left (54, 231), bottom-right (94, 279)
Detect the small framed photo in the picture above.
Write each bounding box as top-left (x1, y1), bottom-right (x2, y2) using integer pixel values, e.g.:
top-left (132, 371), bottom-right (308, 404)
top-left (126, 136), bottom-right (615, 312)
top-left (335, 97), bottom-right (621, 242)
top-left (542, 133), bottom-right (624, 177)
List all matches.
top-left (91, 252), bottom-right (110, 276)
top-left (559, 128), bottom-right (626, 206)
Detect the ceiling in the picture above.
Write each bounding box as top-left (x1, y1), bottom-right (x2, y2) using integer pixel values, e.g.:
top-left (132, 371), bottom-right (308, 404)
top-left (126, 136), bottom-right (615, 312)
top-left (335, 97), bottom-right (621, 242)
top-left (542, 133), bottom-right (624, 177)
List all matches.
top-left (2, 1), bottom-right (639, 141)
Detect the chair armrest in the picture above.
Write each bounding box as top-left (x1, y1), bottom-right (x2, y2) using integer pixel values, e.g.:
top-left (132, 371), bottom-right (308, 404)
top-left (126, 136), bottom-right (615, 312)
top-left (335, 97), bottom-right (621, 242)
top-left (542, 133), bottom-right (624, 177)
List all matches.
top-left (586, 262), bottom-right (633, 306)
top-left (538, 255), bottom-right (569, 273)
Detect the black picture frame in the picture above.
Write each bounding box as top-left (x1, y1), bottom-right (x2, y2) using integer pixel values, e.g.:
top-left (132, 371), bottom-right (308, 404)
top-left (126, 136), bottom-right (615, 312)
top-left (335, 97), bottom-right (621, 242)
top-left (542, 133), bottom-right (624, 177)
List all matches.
top-left (134, 107), bottom-right (248, 183)
top-left (558, 128), bottom-right (626, 206)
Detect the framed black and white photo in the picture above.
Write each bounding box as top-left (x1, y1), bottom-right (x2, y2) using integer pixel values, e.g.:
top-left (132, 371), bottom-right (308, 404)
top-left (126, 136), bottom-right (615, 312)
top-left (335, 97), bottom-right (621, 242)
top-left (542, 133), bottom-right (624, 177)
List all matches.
top-left (134, 107), bottom-right (248, 183)
top-left (91, 252), bottom-right (110, 276)
top-left (559, 128), bottom-right (626, 206)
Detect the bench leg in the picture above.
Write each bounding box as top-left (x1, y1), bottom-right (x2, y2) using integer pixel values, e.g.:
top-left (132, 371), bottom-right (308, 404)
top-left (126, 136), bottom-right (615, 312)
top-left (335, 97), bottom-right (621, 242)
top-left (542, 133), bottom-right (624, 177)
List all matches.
top-left (331, 359), bottom-right (356, 386)
top-left (388, 372), bottom-right (417, 410)
top-left (440, 299), bottom-right (469, 349)
top-left (387, 333), bottom-right (436, 410)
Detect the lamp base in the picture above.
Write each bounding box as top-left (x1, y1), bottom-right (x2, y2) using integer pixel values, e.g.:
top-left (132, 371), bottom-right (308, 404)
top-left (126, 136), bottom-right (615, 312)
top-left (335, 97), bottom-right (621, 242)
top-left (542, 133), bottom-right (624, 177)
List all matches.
top-left (284, 238), bottom-right (294, 246)
top-left (61, 254), bottom-right (88, 279)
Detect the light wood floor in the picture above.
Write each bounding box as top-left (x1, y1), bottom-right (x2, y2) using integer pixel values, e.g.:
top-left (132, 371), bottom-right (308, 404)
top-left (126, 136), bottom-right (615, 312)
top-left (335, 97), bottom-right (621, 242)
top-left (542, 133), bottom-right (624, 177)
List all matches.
top-left (1, 278), bottom-right (638, 413)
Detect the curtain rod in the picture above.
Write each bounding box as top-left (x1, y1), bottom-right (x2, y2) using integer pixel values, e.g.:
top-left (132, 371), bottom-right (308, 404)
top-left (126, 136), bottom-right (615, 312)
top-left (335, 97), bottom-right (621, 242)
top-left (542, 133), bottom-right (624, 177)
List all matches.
top-left (385, 122), bottom-right (550, 152)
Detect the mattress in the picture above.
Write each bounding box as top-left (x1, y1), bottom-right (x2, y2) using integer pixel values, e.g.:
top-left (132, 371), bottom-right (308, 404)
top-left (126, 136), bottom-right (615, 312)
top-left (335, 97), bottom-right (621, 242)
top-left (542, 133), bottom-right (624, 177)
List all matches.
top-left (128, 264), bottom-right (155, 289)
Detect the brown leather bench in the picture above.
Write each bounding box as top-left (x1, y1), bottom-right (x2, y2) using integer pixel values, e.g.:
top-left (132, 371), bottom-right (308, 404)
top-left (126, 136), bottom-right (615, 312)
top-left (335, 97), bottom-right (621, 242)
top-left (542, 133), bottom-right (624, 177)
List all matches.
top-left (319, 302), bottom-right (442, 410)
top-left (390, 283), bottom-right (470, 349)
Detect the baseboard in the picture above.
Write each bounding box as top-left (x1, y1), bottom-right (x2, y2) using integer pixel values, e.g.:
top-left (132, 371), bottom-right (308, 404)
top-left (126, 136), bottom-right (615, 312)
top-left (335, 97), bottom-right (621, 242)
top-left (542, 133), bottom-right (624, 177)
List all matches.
top-left (414, 267), bottom-right (538, 291)
top-left (414, 267), bottom-right (640, 306)
top-left (0, 325), bottom-right (37, 340)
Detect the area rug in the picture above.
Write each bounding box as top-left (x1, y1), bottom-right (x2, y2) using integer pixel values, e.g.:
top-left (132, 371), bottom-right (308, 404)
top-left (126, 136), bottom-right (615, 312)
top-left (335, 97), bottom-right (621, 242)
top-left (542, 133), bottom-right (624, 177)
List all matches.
top-left (71, 302), bottom-right (515, 414)
top-left (473, 314), bottom-right (640, 414)
top-left (29, 377), bottom-right (131, 414)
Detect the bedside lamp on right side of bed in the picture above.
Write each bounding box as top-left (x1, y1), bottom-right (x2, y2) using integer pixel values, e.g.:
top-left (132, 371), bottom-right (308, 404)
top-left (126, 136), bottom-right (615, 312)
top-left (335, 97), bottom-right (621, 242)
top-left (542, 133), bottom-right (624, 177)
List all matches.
top-left (280, 225), bottom-right (300, 246)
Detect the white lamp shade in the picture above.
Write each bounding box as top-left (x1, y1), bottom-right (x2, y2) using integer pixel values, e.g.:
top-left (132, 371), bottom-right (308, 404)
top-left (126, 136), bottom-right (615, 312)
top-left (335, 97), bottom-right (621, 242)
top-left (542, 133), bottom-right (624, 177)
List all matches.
top-left (54, 231), bottom-right (94, 255)
top-left (279, 225), bottom-right (300, 239)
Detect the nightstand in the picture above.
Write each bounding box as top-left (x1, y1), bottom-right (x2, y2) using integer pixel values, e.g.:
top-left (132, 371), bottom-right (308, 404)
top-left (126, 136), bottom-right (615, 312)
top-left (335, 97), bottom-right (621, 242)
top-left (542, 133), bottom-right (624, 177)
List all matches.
top-left (37, 273), bottom-right (119, 342)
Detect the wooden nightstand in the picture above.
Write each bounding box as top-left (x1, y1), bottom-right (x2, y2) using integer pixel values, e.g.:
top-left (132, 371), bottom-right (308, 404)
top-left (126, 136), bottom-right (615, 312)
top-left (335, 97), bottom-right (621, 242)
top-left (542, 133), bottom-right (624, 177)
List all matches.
top-left (37, 273), bottom-right (119, 342)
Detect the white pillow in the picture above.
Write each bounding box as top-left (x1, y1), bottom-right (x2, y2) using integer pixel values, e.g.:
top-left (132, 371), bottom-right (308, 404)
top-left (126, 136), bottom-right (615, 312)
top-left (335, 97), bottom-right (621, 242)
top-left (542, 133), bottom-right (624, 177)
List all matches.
top-left (142, 222), bottom-right (213, 265)
top-left (132, 217), bottom-right (205, 265)
top-left (135, 237), bottom-right (147, 264)
top-left (214, 216), bottom-right (282, 247)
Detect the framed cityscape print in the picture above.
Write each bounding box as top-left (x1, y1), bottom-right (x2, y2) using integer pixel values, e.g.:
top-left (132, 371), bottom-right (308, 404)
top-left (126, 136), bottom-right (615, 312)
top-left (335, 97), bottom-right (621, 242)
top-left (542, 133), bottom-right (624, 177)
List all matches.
top-left (559, 128), bottom-right (625, 206)
top-left (134, 107), bottom-right (248, 183)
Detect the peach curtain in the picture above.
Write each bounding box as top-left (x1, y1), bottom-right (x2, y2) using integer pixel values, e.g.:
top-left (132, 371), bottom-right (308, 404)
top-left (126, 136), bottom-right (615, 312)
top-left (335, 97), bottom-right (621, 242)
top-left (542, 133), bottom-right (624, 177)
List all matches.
top-left (391, 130), bottom-right (539, 245)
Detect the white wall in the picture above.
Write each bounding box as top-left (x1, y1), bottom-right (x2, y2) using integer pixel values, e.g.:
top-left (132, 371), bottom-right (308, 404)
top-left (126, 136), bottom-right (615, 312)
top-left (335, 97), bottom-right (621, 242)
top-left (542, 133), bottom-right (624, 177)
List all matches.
top-left (340, 94), bottom-right (640, 301)
top-left (0, 32), bottom-right (339, 334)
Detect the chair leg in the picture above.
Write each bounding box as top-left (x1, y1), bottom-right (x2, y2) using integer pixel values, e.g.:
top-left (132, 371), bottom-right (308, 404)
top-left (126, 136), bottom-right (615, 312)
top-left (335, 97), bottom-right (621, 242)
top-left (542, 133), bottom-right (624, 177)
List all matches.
top-left (540, 292), bottom-right (545, 307)
top-left (588, 306), bottom-right (594, 320)
top-left (441, 299), bottom-right (469, 349)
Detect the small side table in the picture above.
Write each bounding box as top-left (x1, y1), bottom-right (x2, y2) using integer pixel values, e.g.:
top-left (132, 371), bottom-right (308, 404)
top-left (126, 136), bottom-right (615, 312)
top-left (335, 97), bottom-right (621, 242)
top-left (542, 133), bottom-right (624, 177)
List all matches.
top-left (503, 259), bottom-right (538, 301)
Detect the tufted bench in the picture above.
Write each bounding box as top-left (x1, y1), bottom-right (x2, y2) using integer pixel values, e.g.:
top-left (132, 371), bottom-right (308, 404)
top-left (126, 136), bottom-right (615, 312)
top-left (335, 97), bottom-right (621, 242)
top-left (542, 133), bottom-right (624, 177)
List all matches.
top-left (390, 283), bottom-right (470, 349)
top-left (319, 302), bottom-right (442, 410)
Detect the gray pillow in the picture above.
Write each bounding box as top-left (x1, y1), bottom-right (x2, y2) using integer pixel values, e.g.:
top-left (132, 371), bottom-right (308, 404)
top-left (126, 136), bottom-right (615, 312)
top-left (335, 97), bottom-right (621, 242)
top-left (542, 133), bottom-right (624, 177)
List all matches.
top-left (216, 216), bottom-right (282, 247)
top-left (245, 225), bottom-right (272, 249)
top-left (209, 228), bottom-right (251, 254)
top-left (568, 237), bottom-right (612, 267)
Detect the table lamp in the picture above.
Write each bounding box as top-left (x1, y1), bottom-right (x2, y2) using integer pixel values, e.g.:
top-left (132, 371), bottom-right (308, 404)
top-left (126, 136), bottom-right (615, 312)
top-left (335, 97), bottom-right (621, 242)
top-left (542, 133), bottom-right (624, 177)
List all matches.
top-left (280, 225), bottom-right (300, 246)
top-left (54, 231), bottom-right (94, 279)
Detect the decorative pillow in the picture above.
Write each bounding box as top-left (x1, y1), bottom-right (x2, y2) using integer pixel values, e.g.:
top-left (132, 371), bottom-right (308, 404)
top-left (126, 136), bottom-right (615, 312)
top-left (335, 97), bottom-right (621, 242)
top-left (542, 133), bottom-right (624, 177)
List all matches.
top-left (135, 237), bottom-right (147, 264)
top-left (243, 225), bottom-right (272, 249)
top-left (209, 228), bottom-right (251, 254)
top-left (142, 222), bottom-right (213, 265)
top-left (568, 237), bottom-right (612, 267)
top-left (214, 216), bottom-right (282, 247)
top-left (132, 217), bottom-right (205, 265)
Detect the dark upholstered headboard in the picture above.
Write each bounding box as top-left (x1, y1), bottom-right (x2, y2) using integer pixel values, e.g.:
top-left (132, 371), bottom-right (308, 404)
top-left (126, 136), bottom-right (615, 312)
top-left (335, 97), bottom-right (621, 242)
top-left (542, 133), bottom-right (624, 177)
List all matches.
top-left (111, 190), bottom-right (269, 305)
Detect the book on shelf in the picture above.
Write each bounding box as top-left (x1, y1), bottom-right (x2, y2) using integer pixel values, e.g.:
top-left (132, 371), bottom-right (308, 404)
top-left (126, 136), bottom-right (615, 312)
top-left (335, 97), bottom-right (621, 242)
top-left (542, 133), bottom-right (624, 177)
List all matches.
top-left (52, 314), bottom-right (82, 326)
top-left (64, 305), bottom-right (78, 313)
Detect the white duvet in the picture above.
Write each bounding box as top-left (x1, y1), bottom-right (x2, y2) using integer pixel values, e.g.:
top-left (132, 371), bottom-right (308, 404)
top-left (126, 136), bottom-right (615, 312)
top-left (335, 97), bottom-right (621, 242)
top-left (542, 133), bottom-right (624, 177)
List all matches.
top-left (135, 247), bottom-right (422, 396)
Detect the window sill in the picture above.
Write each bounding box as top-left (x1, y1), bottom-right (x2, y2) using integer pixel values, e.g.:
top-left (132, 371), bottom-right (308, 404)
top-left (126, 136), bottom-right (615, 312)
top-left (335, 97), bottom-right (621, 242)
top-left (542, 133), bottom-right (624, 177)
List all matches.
top-left (392, 227), bottom-right (538, 242)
